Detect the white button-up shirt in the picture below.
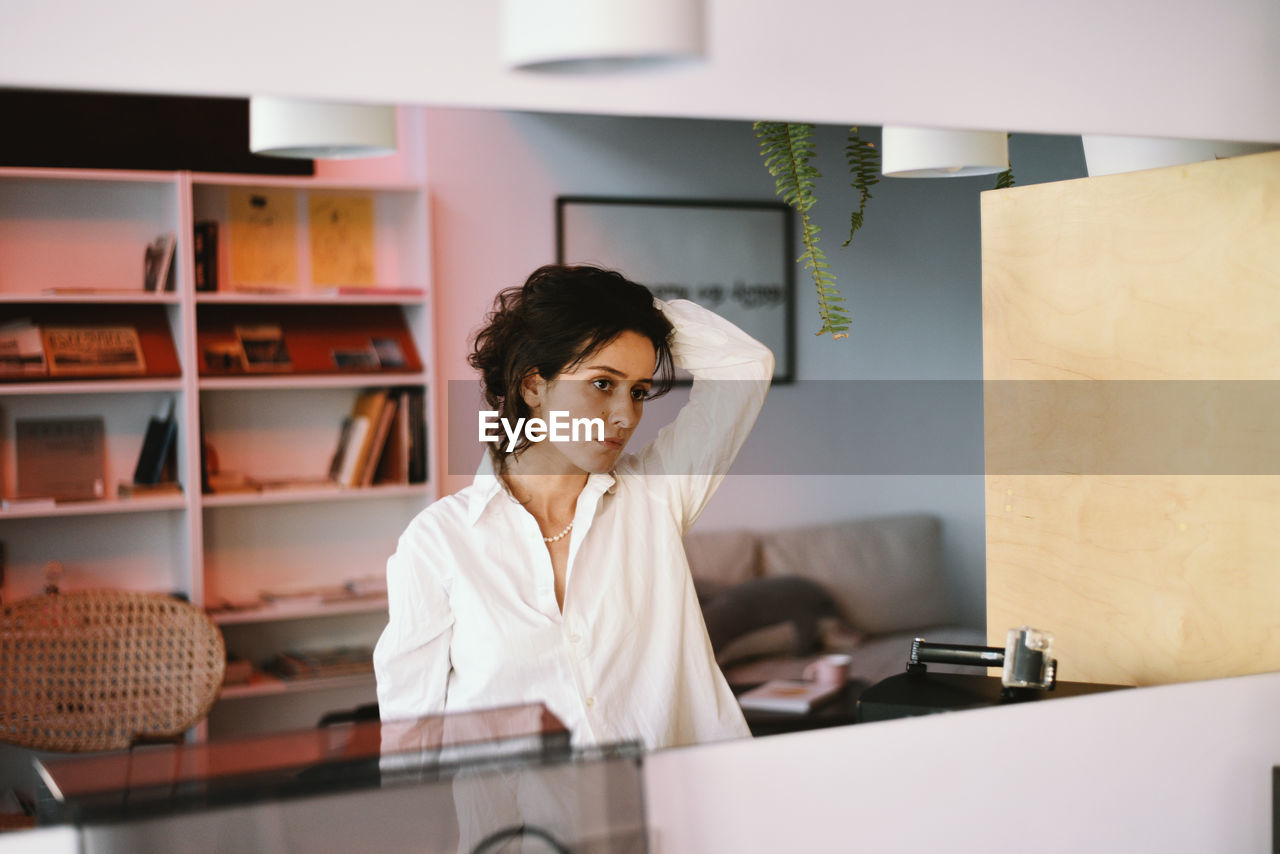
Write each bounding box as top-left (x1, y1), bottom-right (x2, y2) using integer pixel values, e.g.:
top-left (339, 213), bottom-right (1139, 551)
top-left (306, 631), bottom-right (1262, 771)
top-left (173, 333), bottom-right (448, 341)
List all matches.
top-left (373, 299), bottom-right (773, 750)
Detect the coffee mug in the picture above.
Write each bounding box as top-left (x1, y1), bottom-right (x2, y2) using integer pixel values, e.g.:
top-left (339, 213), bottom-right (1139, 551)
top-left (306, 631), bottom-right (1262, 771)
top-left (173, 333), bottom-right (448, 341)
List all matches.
top-left (803, 653), bottom-right (852, 686)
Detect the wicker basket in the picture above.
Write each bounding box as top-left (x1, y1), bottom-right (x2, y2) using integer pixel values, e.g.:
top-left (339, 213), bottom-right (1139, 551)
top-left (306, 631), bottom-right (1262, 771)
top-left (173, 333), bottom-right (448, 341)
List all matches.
top-left (0, 590), bottom-right (226, 752)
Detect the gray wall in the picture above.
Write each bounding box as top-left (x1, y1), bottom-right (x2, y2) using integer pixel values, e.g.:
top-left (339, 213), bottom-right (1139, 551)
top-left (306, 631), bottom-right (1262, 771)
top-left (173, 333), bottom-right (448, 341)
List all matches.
top-left (428, 108), bottom-right (1088, 629)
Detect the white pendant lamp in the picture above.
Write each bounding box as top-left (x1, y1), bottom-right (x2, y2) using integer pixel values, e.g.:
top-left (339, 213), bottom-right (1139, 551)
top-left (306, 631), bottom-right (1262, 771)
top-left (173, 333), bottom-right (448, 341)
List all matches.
top-left (502, 0), bottom-right (704, 72)
top-left (881, 127), bottom-right (1009, 178)
top-left (1081, 135), bottom-right (1275, 177)
top-left (249, 97), bottom-right (397, 159)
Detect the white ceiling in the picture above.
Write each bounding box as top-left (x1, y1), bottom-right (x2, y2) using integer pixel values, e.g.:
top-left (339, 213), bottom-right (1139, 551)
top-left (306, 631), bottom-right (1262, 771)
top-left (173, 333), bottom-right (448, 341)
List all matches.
top-left (3, 0), bottom-right (1278, 142)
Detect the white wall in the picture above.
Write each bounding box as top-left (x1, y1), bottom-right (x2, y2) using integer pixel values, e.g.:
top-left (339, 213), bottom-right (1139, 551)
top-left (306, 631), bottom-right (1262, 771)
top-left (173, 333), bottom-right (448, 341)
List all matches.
top-left (645, 669), bottom-right (1280, 853)
top-left (2, 1), bottom-right (1277, 144)
top-left (427, 109), bottom-right (1089, 627)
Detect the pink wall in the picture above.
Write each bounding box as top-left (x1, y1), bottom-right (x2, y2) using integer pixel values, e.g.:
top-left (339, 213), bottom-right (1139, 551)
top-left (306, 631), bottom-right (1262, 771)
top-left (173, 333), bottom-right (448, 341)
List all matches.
top-left (423, 109), bottom-right (563, 496)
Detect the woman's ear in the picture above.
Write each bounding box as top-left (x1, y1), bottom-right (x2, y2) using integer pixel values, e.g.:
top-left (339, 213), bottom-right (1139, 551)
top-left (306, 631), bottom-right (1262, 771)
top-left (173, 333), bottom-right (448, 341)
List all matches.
top-left (519, 370), bottom-right (546, 413)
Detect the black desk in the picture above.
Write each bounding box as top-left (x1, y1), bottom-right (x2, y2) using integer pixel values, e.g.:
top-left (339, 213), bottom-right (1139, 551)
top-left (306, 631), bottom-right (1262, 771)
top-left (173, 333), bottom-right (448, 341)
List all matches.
top-left (737, 681), bottom-right (869, 737)
top-left (855, 671), bottom-right (1127, 723)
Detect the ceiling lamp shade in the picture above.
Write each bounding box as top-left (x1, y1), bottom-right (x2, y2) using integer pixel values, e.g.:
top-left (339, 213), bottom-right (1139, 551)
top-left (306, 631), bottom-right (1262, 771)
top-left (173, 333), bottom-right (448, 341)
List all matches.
top-left (501, 0), bottom-right (704, 72)
top-left (881, 127), bottom-right (1009, 178)
top-left (1081, 135), bottom-right (1276, 177)
top-left (249, 97), bottom-right (397, 159)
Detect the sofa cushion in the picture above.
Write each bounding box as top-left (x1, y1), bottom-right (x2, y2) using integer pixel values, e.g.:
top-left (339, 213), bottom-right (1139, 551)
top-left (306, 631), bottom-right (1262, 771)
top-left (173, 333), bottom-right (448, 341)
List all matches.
top-left (700, 576), bottom-right (840, 658)
top-left (714, 621), bottom-right (798, 667)
top-left (758, 514), bottom-right (951, 634)
top-left (683, 528), bottom-right (759, 600)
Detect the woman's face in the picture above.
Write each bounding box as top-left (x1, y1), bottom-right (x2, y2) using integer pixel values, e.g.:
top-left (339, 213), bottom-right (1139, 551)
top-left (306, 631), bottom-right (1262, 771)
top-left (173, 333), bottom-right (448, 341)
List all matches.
top-left (523, 331), bottom-right (656, 474)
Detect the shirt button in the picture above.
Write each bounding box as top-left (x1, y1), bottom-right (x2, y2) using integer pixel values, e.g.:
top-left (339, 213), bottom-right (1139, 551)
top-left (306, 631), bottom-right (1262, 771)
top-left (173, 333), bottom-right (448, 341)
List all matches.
top-left (585, 696), bottom-right (596, 708)
top-left (569, 633), bottom-right (582, 644)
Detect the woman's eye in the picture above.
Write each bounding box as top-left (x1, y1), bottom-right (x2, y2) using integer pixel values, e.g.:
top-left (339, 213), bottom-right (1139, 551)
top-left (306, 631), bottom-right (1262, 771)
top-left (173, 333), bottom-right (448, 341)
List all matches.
top-left (593, 378), bottom-right (612, 392)
top-left (631, 387), bottom-right (650, 401)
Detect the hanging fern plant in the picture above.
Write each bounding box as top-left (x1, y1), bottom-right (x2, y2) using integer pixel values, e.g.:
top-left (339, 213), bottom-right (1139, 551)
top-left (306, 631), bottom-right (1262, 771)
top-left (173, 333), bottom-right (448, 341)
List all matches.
top-left (842, 126), bottom-right (879, 248)
top-left (994, 134), bottom-right (1015, 188)
top-left (756, 124), bottom-right (1013, 340)
top-left (754, 121), bottom-right (880, 340)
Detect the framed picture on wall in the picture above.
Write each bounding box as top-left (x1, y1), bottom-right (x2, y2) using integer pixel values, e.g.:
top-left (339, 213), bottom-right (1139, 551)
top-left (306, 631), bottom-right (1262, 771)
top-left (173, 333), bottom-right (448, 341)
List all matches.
top-left (556, 197), bottom-right (795, 384)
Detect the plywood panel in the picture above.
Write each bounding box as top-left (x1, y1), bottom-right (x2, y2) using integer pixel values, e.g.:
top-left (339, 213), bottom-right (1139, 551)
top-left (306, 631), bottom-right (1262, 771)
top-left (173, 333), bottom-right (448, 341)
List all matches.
top-left (982, 150), bottom-right (1280, 685)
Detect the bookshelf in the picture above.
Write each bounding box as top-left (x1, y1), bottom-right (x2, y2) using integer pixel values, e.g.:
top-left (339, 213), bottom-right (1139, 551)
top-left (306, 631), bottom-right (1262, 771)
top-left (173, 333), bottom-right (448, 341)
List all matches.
top-left (0, 166), bottom-right (436, 739)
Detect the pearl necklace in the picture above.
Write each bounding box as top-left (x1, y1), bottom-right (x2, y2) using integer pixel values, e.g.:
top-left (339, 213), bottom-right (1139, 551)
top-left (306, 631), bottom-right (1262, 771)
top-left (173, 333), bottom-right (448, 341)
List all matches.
top-left (542, 520), bottom-right (574, 543)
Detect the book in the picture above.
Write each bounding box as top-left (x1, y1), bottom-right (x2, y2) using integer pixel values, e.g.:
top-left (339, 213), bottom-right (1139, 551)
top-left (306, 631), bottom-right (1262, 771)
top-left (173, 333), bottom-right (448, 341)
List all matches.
top-left (143, 232), bottom-right (176, 293)
top-left (374, 389), bottom-right (411, 485)
top-left (338, 388), bottom-right (390, 487)
top-left (736, 679), bottom-right (842, 714)
top-left (201, 340), bottom-right (246, 373)
top-left (0, 319), bottom-right (47, 378)
top-left (15, 417), bottom-right (106, 501)
top-left (117, 481), bottom-right (182, 499)
top-left (228, 188), bottom-right (298, 290)
top-left (330, 416), bottom-right (371, 488)
top-left (132, 399), bottom-right (177, 485)
top-left (309, 193), bottom-right (375, 287)
top-left (235, 324), bottom-right (291, 372)
top-left (359, 394), bottom-right (399, 486)
top-left (268, 646), bottom-right (374, 680)
top-left (41, 326), bottom-right (146, 376)
top-left (406, 387), bottom-right (427, 484)
top-left (193, 220), bottom-right (219, 293)
top-left (252, 476), bottom-right (340, 492)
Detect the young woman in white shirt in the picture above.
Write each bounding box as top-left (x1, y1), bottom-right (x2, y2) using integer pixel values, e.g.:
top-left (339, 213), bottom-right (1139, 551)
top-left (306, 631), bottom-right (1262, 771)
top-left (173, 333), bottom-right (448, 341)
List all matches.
top-left (373, 264), bottom-right (774, 751)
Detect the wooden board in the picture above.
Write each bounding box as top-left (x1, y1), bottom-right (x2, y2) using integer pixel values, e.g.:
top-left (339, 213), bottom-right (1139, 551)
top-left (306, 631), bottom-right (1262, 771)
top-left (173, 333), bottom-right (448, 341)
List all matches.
top-left (981, 150), bottom-right (1280, 686)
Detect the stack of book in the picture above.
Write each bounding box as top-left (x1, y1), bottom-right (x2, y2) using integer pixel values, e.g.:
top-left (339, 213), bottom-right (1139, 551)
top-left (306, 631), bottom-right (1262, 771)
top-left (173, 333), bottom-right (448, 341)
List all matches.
top-left (267, 646), bottom-right (374, 681)
top-left (328, 386), bottom-right (427, 488)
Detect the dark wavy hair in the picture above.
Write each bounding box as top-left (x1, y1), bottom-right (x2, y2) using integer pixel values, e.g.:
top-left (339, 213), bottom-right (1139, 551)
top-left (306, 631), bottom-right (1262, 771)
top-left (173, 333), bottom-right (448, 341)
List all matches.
top-left (469, 264), bottom-right (675, 466)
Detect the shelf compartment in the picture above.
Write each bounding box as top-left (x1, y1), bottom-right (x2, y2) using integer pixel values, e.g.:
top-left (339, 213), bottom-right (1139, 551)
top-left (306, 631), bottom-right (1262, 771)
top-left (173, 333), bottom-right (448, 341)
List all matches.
top-left (201, 499), bottom-right (422, 610)
top-left (0, 171), bottom-right (181, 299)
top-left (0, 512), bottom-right (191, 602)
top-left (189, 181), bottom-right (427, 295)
top-left (0, 388), bottom-right (189, 510)
top-left (0, 303), bottom-right (182, 383)
top-left (195, 304), bottom-right (422, 379)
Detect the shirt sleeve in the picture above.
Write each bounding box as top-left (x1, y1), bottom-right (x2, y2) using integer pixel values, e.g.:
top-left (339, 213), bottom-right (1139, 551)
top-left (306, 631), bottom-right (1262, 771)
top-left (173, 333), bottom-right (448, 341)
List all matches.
top-left (631, 298), bottom-right (774, 533)
top-left (373, 519), bottom-right (455, 722)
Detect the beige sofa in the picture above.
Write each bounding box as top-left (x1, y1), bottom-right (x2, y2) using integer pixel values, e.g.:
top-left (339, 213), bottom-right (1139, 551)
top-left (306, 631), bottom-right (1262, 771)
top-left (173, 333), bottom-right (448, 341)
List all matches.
top-left (687, 514), bottom-right (985, 687)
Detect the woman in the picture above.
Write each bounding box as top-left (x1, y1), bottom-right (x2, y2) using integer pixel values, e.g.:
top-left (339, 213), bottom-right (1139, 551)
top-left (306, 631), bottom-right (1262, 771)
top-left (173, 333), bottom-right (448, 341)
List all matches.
top-left (373, 264), bottom-right (773, 751)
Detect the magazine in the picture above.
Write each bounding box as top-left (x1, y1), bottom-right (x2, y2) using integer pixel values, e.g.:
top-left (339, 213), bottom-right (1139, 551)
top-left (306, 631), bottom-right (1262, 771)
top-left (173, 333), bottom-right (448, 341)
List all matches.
top-left (41, 326), bottom-right (146, 376)
top-left (0, 320), bottom-right (47, 377)
top-left (736, 679), bottom-right (842, 714)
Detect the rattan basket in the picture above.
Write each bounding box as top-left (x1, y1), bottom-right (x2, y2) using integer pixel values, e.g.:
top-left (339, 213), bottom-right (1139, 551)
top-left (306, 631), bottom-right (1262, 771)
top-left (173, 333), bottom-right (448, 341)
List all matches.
top-left (0, 590), bottom-right (226, 752)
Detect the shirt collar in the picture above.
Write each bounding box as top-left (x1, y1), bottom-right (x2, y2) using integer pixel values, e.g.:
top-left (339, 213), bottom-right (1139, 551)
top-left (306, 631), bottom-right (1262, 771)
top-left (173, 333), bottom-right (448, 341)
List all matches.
top-left (465, 453), bottom-right (617, 527)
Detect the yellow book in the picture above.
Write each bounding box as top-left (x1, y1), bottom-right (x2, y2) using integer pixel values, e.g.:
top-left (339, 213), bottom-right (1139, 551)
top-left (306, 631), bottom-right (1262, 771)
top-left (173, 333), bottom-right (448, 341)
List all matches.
top-left (228, 188), bottom-right (299, 290)
top-left (309, 193), bottom-right (375, 287)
